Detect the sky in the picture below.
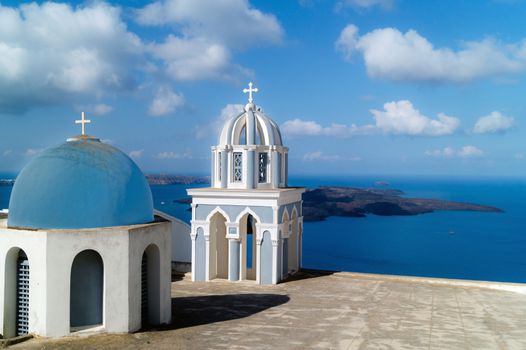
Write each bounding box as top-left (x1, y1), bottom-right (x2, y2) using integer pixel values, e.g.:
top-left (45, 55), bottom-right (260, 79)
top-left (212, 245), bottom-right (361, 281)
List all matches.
top-left (0, 0), bottom-right (525, 177)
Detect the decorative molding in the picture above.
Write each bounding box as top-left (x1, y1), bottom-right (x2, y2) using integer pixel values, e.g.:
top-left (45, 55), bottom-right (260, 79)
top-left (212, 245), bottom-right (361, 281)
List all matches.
top-left (234, 206), bottom-right (263, 224)
top-left (205, 206), bottom-right (232, 222)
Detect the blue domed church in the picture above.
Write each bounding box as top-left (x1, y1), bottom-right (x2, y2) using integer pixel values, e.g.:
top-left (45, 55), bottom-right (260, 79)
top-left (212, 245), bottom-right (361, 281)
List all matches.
top-left (0, 115), bottom-right (171, 338)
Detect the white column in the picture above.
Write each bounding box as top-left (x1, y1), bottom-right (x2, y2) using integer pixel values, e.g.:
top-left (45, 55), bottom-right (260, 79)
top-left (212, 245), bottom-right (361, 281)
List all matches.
top-left (271, 231), bottom-right (281, 284)
top-left (210, 149), bottom-right (216, 187)
top-left (190, 227), bottom-right (197, 282)
top-left (256, 231), bottom-right (263, 284)
top-left (205, 232), bottom-right (211, 281)
top-left (299, 218), bottom-right (303, 269)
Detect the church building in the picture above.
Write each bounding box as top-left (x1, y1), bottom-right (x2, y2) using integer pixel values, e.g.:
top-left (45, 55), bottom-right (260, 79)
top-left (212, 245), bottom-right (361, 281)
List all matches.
top-left (188, 83), bottom-right (305, 284)
top-left (0, 114), bottom-right (171, 338)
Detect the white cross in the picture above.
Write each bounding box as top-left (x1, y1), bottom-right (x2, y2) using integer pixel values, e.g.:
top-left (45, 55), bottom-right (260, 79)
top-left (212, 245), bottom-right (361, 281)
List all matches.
top-left (75, 112), bottom-right (91, 136)
top-left (243, 82), bottom-right (258, 103)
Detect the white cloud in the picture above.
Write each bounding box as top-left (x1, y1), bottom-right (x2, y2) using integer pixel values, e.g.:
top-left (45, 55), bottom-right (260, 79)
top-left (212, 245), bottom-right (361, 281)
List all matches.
top-left (426, 145), bottom-right (484, 158)
top-left (149, 36), bottom-right (247, 81)
top-left (425, 147), bottom-right (456, 158)
top-left (195, 104), bottom-right (244, 140)
top-left (371, 100), bottom-right (460, 136)
top-left (128, 149), bottom-right (144, 159)
top-left (282, 100), bottom-right (459, 137)
top-left (303, 151), bottom-right (361, 162)
top-left (149, 86), bottom-right (185, 116)
top-left (136, 0), bottom-right (282, 48)
top-left (515, 153), bottom-right (524, 160)
top-left (137, 0), bottom-right (283, 81)
top-left (336, 0), bottom-right (394, 10)
top-left (93, 103), bottom-right (114, 116)
top-left (156, 150), bottom-right (192, 159)
top-left (336, 24), bottom-right (526, 83)
top-left (0, 2), bottom-right (142, 112)
top-left (24, 148), bottom-right (43, 156)
top-left (2, 149), bottom-right (12, 157)
top-left (281, 118), bottom-right (374, 137)
top-left (282, 119), bottom-right (323, 136)
top-left (303, 151), bottom-right (339, 161)
top-left (458, 145), bottom-right (484, 158)
top-left (473, 111), bottom-right (515, 134)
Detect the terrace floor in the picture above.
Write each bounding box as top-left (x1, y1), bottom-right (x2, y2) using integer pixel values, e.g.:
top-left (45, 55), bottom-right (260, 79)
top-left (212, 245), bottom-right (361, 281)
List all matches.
top-left (14, 270), bottom-right (526, 349)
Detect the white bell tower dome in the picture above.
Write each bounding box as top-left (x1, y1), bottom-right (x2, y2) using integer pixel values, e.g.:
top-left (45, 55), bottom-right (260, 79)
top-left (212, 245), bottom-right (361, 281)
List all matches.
top-left (212, 82), bottom-right (288, 189)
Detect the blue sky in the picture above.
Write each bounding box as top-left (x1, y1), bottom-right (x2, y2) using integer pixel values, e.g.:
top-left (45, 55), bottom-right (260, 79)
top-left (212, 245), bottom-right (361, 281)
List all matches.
top-left (0, 0), bottom-right (525, 177)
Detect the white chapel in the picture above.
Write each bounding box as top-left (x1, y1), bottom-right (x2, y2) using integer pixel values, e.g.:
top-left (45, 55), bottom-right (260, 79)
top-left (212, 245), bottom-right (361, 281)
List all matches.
top-left (0, 114), bottom-right (171, 338)
top-left (188, 83), bottom-right (305, 284)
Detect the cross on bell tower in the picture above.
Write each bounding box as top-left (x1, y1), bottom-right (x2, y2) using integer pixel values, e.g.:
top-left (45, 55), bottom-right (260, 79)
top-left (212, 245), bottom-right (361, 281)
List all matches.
top-left (75, 112), bottom-right (91, 136)
top-left (243, 82), bottom-right (258, 104)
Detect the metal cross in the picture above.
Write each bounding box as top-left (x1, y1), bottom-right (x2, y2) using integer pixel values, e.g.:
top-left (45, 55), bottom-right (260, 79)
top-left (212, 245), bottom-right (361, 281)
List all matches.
top-left (243, 82), bottom-right (259, 103)
top-left (75, 112), bottom-right (91, 136)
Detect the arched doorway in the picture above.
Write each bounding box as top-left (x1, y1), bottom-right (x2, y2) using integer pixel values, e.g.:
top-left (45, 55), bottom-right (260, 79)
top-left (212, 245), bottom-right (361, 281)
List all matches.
top-left (141, 244), bottom-right (160, 327)
top-left (3, 248), bottom-right (29, 338)
top-left (209, 212), bottom-right (228, 280)
top-left (260, 230), bottom-right (273, 284)
top-left (288, 209), bottom-right (298, 273)
top-left (70, 250), bottom-right (103, 330)
top-left (239, 213), bottom-right (258, 280)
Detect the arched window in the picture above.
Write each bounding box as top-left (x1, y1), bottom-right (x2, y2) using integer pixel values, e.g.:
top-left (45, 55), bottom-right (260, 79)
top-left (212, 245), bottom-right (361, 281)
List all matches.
top-left (16, 251), bottom-right (29, 336)
top-left (70, 250), bottom-right (103, 330)
top-left (233, 152), bottom-right (243, 182)
top-left (3, 247), bottom-right (30, 338)
top-left (258, 153), bottom-right (268, 183)
top-left (239, 126), bottom-right (247, 145)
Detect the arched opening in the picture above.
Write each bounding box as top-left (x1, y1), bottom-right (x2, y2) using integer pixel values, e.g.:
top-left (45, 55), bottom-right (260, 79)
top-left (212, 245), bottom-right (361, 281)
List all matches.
top-left (239, 125), bottom-right (247, 145)
top-left (282, 211), bottom-right (290, 277)
top-left (240, 213), bottom-right (258, 280)
top-left (288, 209), bottom-right (299, 273)
top-left (3, 247), bottom-right (29, 338)
top-left (70, 250), bottom-right (103, 330)
top-left (141, 244), bottom-right (161, 327)
top-left (209, 212), bottom-right (228, 280)
top-left (260, 230), bottom-right (273, 284)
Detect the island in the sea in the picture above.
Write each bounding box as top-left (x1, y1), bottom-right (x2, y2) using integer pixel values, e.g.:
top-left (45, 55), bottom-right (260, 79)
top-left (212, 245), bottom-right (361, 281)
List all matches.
top-left (146, 174), bottom-right (210, 185)
top-left (173, 185), bottom-right (502, 221)
top-left (302, 186), bottom-right (502, 221)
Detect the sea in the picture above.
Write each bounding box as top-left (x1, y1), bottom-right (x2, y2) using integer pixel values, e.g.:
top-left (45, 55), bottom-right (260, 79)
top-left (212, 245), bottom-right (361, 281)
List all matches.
top-left (1, 173), bottom-right (525, 283)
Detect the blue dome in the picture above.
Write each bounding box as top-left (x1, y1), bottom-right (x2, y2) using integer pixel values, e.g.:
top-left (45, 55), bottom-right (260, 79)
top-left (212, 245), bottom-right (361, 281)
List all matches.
top-left (8, 137), bottom-right (154, 230)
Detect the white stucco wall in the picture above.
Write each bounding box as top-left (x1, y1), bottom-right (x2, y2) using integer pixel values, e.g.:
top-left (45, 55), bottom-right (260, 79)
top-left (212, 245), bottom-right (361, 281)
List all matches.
top-left (0, 219), bottom-right (171, 338)
top-left (154, 210), bottom-right (191, 263)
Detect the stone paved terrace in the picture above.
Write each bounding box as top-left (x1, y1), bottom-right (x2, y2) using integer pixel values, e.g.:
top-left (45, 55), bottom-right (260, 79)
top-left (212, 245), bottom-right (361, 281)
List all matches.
top-left (13, 270), bottom-right (526, 350)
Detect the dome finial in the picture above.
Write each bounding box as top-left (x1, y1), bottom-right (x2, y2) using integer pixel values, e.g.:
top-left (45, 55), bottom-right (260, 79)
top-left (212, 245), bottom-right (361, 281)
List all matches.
top-left (243, 82), bottom-right (258, 104)
top-left (75, 112), bottom-right (91, 136)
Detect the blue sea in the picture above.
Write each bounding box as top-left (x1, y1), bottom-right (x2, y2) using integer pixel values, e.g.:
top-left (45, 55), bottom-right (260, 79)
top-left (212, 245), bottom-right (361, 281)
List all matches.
top-left (1, 174), bottom-right (525, 283)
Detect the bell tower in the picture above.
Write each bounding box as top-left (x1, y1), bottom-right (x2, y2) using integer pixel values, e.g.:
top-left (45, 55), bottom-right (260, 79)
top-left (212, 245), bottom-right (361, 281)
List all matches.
top-left (188, 83), bottom-right (304, 285)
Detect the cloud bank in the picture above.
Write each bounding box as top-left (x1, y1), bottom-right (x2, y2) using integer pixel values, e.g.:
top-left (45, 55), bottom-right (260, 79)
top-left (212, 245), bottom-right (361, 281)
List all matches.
top-left (473, 111), bottom-right (515, 134)
top-left (282, 100), bottom-right (460, 137)
top-left (149, 86), bottom-right (185, 116)
top-left (0, 0), bottom-right (284, 113)
top-left (336, 24), bottom-right (526, 83)
top-left (425, 145), bottom-right (484, 158)
top-left (137, 0), bottom-right (283, 81)
top-left (0, 2), bottom-right (141, 113)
